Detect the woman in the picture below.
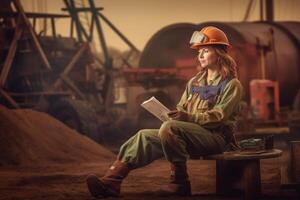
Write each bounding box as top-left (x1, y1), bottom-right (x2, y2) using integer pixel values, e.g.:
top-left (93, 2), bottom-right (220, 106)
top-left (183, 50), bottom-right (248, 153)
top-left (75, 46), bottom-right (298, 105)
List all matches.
top-left (86, 26), bottom-right (243, 198)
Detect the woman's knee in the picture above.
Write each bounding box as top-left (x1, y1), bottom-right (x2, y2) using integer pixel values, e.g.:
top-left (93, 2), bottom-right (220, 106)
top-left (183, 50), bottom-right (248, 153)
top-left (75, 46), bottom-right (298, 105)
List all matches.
top-left (158, 120), bottom-right (180, 140)
top-left (134, 129), bottom-right (160, 143)
top-left (119, 129), bottom-right (144, 152)
top-left (136, 129), bottom-right (153, 137)
top-left (120, 129), bottom-right (149, 148)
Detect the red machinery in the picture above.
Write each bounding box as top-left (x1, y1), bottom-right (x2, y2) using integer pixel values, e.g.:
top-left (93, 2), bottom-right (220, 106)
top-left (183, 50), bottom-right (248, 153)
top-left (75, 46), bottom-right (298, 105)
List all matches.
top-left (250, 79), bottom-right (280, 121)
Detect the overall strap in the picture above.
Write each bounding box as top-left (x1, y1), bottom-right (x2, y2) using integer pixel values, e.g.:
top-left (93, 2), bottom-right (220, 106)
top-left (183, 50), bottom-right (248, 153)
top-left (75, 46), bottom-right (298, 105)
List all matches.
top-left (190, 76), bottom-right (233, 101)
top-left (219, 76), bottom-right (233, 95)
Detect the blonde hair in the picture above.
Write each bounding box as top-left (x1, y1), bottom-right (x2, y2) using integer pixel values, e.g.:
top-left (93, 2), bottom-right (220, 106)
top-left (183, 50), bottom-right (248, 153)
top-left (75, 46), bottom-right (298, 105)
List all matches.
top-left (199, 45), bottom-right (238, 79)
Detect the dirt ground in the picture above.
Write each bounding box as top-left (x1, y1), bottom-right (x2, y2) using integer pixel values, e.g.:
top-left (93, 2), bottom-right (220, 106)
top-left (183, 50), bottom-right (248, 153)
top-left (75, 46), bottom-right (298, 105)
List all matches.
top-left (0, 150), bottom-right (299, 200)
top-left (0, 106), bottom-right (299, 200)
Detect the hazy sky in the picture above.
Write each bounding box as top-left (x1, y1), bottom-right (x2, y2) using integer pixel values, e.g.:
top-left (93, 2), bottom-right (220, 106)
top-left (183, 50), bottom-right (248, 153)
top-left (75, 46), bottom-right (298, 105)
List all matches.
top-left (21, 0), bottom-right (300, 51)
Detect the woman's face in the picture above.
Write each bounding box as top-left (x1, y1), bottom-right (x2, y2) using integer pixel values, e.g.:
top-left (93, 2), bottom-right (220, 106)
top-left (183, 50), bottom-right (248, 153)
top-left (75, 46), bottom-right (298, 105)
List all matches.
top-left (197, 46), bottom-right (218, 69)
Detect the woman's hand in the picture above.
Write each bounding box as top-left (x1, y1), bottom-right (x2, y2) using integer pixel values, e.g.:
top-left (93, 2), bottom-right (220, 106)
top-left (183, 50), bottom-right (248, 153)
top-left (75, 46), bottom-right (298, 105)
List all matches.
top-left (167, 110), bottom-right (189, 121)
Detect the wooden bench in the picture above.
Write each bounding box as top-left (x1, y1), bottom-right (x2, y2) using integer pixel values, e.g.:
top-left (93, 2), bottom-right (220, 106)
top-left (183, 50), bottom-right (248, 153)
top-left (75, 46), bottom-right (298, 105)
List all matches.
top-left (204, 149), bottom-right (282, 200)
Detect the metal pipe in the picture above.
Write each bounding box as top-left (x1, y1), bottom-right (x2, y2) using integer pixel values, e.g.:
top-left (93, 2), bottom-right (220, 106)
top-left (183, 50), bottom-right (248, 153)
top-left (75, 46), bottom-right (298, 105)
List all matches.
top-left (87, 0), bottom-right (110, 68)
top-left (98, 12), bottom-right (139, 52)
top-left (266, 0), bottom-right (274, 22)
top-left (260, 0), bottom-right (264, 21)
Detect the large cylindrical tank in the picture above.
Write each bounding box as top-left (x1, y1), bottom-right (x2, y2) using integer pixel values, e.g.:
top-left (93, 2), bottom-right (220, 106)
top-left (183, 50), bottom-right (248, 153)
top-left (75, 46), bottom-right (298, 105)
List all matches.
top-left (139, 22), bottom-right (300, 107)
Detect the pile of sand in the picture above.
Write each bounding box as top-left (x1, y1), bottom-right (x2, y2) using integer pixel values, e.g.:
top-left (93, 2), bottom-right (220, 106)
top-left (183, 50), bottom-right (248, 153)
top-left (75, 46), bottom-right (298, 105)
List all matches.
top-left (0, 105), bottom-right (115, 166)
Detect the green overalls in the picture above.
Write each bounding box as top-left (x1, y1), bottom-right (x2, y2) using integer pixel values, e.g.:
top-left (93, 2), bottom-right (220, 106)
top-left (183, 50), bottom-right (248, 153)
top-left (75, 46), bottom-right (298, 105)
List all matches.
top-left (118, 71), bottom-right (243, 169)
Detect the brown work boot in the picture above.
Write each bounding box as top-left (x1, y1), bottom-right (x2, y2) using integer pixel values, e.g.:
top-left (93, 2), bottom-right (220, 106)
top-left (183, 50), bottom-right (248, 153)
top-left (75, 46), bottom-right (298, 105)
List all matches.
top-left (86, 160), bottom-right (130, 198)
top-left (158, 162), bottom-right (191, 196)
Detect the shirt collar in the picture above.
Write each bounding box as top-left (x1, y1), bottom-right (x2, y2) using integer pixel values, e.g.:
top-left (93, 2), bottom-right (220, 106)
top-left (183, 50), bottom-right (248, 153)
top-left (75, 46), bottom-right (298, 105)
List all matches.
top-left (196, 70), bottom-right (223, 86)
top-left (210, 72), bottom-right (222, 86)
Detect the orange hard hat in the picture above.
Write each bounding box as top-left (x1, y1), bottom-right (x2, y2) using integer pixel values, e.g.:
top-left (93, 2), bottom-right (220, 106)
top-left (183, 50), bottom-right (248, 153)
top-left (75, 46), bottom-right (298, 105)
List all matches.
top-left (190, 26), bottom-right (230, 49)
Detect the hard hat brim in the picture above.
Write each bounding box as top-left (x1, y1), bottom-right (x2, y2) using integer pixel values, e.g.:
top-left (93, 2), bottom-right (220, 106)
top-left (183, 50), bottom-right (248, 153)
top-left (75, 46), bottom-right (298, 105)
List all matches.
top-left (190, 42), bottom-right (231, 49)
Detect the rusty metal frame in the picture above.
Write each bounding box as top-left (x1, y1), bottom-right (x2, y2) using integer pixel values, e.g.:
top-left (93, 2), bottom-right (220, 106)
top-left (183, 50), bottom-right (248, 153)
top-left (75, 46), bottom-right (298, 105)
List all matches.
top-left (0, 0), bottom-right (91, 108)
top-left (0, 0), bottom-right (55, 108)
top-left (1, 0), bottom-right (139, 111)
top-left (12, 0), bottom-right (52, 71)
top-left (48, 43), bottom-right (89, 100)
top-left (0, 89), bottom-right (19, 108)
top-left (0, 16), bottom-right (22, 87)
